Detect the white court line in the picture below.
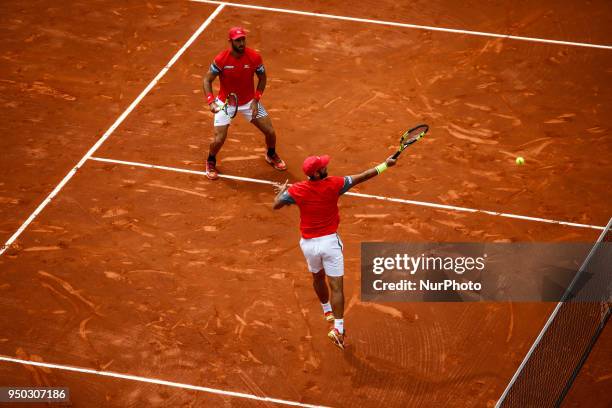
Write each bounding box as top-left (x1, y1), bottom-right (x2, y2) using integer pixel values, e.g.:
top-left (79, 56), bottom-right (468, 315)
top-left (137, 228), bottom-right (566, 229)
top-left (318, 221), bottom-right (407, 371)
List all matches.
top-left (0, 355), bottom-right (327, 408)
top-left (0, 4), bottom-right (226, 257)
top-left (192, 0), bottom-right (612, 50)
top-left (88, 156), bottom-right (606, 231)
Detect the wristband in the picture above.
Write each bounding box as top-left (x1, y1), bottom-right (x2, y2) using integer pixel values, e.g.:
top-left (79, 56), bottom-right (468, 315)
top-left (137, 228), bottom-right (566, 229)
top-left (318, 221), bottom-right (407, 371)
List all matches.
top-left (375, 162), bottom-right (388, 175)
top-left (206, 93), bottom-right (215, 104)
top-left (254, 90), bottom-right (263, 101)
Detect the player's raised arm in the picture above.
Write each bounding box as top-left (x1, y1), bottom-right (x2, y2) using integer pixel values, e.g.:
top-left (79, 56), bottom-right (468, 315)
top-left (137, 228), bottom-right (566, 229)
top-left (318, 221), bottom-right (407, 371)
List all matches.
top-left (347, 156), bottom-right (397, 189)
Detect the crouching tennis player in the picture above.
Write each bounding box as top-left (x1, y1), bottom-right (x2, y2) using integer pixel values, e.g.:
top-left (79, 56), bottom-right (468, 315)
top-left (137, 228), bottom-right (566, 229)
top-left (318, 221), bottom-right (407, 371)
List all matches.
top-left (273, 154), bottom-right (397, 349)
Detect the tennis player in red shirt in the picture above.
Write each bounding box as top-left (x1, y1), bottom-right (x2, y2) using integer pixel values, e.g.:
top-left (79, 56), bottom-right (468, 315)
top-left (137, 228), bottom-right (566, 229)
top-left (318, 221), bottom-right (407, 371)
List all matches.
top-left (203, 27), bottom-right (286, 180)
top-left (273, 154), bottom-right (397, 349)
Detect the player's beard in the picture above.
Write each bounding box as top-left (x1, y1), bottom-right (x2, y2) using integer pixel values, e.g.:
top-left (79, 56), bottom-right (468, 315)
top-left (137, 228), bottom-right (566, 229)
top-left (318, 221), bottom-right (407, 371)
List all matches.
top-left (232, 43), bottom-right (245, 54)
top-left (319, 169), bottom-right (328, 179)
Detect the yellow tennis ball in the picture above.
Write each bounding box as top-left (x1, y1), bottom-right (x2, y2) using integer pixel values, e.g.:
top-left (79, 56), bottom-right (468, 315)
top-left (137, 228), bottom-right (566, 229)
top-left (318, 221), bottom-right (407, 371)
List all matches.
top-left (516, 157), bottom-right (525, 165)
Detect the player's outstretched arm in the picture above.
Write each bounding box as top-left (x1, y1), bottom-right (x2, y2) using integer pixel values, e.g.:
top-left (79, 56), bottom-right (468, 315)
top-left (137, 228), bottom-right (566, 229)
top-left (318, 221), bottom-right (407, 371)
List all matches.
top-left (348, 156), bottom-right (397, 188)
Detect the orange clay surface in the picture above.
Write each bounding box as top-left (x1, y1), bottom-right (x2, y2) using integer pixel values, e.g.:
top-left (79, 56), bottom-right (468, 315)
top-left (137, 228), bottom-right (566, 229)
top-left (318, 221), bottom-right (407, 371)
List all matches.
top-left (1, 1), bottom-right (611, 407)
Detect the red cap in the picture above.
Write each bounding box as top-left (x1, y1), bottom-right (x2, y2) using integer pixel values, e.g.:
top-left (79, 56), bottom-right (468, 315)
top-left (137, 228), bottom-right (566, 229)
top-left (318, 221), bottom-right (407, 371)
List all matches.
top-left (228, 27), bottom-right (247, 40)
top-left (302, 155), bottom-right (330, 177)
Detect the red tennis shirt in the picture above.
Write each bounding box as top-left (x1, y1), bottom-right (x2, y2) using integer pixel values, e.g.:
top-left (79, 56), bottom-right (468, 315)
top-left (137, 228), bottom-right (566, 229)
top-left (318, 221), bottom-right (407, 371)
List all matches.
top-left (287, 176), bottom-right (349, 239)
top-left (211, 48), bottom-right (264, 105)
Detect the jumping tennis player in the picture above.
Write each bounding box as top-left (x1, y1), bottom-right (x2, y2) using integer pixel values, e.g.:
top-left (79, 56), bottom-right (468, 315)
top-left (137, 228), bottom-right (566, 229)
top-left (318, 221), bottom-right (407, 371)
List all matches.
top-left (203, 27), bottom-right (286, 180)
top-left (273, 154), bottom-right (397, 349)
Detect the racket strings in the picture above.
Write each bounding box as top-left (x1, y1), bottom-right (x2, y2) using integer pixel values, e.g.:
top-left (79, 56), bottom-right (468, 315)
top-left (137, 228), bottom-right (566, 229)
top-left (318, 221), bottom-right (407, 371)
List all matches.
top-left (392, 124), bottom-right (429, 159)
top-left (227, 93), bottom-right (239, 118)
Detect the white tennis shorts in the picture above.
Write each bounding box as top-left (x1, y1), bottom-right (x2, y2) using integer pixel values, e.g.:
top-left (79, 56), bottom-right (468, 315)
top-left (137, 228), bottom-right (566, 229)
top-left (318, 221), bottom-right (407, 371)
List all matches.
top-left (299, 233), bottom-right (344, 277)
top-left (213, 98), bottom-right (268, 127)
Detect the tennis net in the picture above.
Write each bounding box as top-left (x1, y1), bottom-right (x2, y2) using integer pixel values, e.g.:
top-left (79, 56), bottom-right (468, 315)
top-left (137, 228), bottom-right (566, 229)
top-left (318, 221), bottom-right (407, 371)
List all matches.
top-left (496, 217), bottom-right (612, 408)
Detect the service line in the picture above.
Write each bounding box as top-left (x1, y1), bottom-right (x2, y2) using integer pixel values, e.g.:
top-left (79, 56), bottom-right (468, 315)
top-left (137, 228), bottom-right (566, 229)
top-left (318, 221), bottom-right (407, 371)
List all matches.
top-left (88, 156), bottom-right (606, 231)
top-left (191, 0), bottom-right (612, 50)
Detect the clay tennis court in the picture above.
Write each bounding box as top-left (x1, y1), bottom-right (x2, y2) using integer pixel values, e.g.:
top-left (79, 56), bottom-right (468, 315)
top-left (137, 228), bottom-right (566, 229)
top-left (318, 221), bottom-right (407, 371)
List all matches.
top-left (1, 0), bottom-right (611, 406)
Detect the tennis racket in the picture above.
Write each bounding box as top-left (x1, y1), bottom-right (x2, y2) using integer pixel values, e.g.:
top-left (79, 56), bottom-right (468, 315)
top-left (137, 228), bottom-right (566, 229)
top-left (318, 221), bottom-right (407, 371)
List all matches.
top-left (219, 92), bottom-right (238, 118)
top-left (392, 124), bottom-right (429, 159)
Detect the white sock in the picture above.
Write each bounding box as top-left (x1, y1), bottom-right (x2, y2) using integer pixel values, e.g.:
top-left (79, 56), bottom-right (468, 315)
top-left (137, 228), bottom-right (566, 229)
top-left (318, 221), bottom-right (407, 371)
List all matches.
top-left (334, 319), bottom-right (344, 334)
top-left (321, 302), bottom-right (332, 314)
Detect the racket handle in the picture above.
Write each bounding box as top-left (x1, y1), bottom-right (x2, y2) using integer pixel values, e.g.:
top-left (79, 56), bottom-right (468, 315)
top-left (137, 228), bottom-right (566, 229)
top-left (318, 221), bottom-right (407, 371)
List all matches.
top-left (391, 151), bottom-right (401, 160)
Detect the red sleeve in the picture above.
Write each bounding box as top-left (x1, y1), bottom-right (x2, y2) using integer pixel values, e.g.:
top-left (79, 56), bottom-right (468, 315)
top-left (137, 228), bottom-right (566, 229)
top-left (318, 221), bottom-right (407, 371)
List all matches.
top-left (331, 176), bottom-right (345, 193)
top-left (248, 48), bottom-right (263, 66)
top-left (254, 52), bottom-right (263, 66)
top-left (287, 183), bottom-right (301, 204)
top-left (212, 51), bottom-right (226, 72)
